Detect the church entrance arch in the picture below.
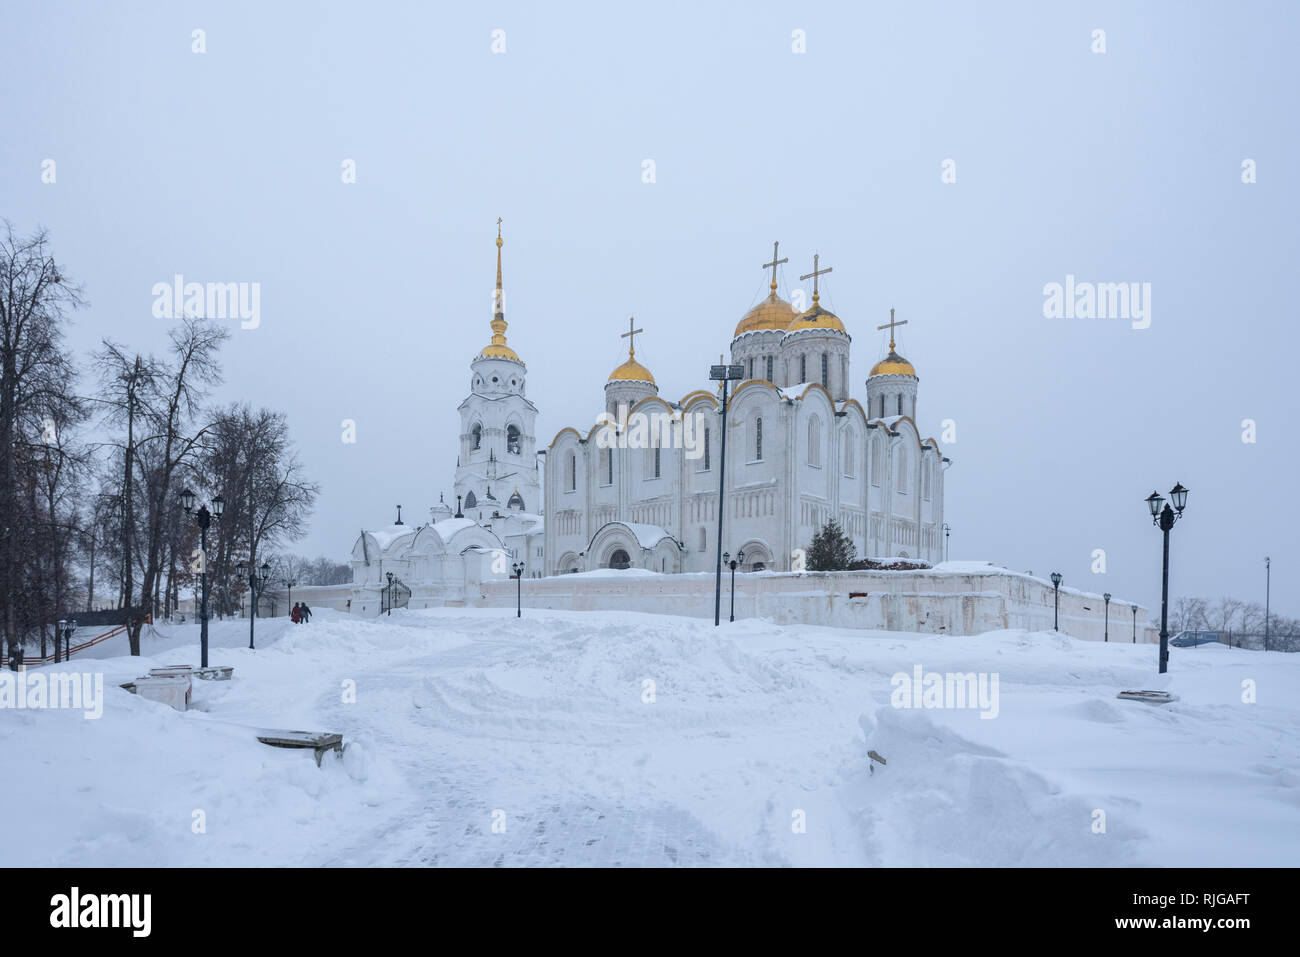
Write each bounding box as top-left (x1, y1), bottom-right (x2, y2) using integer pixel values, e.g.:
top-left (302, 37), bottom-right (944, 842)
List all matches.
top-left (608, 548), bottom-right (631, 570)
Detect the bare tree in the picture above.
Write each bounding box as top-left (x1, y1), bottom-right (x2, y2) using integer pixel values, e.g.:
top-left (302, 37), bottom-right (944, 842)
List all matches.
top-left (0, 222), bottom-right (84, 659)
top-left (95, 318), bottom-right (228, 653)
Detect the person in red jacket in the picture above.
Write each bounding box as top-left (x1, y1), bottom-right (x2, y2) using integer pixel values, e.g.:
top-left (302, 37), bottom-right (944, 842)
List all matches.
top-left (291, 603), bottom-right (301, 624)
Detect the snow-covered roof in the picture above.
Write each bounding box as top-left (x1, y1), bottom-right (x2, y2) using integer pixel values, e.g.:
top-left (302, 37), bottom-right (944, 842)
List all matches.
top-left (621, 522), bottom-right (673, 549)
top-left (429, 517), bottom-right (479, 540)
top-left (366, 524), bottom-right (417, 549)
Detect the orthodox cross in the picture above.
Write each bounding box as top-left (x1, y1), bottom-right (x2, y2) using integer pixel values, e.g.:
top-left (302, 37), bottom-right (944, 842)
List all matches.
top-left (621, 316), bottom-right (643, 356)
top-left (799, 253), bottom-right (833, 302)
top-left (876, 307), bottom-right (909, 351)
top-left (762, 241), bottom-right (787, 291)
top-left (395, 504), bottom-right (404, 525)
top-left (497, 217), bottom-right (503, 238)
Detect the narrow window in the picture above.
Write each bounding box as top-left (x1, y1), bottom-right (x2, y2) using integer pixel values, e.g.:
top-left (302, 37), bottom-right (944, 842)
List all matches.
top-left (703, 426), bottom-right (711, 470)
top-left (808, 418), bottom-right (820, 466)
top-left (654, 447), bottom-right (661, 478)
top-left (766, 355), bottom-right (774, 382)
top-left (755, 417), bottom-right (763, 460)
top-left (897, 394), bottom-right (903, 416)
top-left (800, 355), bottom-right (807, 383)
top-left (471, 424), bottom-right (482, 450)
top-left (821, 353), bottom-right (829, 388)
top-left (567, 452), bottom-right (576, 491)
top-left (506, 424), bottom-right (521, 455)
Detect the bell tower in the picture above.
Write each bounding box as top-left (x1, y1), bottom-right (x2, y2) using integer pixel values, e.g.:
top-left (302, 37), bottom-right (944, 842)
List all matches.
top-left (454, 221), bottom-right (541, 518)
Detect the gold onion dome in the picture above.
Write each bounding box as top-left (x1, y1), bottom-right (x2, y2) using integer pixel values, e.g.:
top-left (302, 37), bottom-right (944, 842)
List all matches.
top-left (734, 287), bottom-right (798, 337)
top-left (479, 221), bottom-right (520, 361)
top-left (788, 298), bottom-right (847, 334)
top-left (869, 349), bottom-right (916, 378)
top-left (608, 353), bottom-right (655, 384)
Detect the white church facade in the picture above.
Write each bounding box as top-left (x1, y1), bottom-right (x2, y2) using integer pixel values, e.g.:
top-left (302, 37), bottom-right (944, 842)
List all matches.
top-left (545, 250), bottom-right (948, 576)
top-left (347, 229), bottom-right (948, 612)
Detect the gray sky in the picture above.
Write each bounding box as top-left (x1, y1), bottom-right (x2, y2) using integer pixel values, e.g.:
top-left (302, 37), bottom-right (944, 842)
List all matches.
top-left (3, 1), bottom-right (1296, 618)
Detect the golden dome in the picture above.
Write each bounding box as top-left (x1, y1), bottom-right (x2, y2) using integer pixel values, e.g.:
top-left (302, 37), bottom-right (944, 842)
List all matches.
top-left (787, 298), bottom-right (847, 335)
top-left (734, 288), bottom-right (798, 338)
top-left (608, 355), bottom-right (655, 384)
top-left (869, 350), bottom-right (916, 377)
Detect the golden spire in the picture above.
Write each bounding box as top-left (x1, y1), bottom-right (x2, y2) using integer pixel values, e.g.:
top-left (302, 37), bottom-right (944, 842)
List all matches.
top-left (480, 217), bottom-right (520, 361)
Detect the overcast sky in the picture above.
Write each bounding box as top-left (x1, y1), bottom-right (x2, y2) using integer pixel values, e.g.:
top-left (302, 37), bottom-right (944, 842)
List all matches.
top-left (3, 1), bottom-right (1296, 619)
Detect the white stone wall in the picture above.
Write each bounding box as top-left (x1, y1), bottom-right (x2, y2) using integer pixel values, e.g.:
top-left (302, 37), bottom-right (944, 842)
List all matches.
top-left (470, 568), bottom-right (1158, 643)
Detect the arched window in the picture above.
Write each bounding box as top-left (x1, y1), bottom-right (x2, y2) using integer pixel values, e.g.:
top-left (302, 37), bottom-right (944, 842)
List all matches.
top-left (897, 447), bottom-right (908, 491)
top-left (821, 353), bottom-right (829, 388)
top-left (599, 448), bottom-right (611, 486)
top-left (506, 424), bottom-right (521, 455)
top-left (471, 423), bottom-right (482, 450)
top-left (566, 452), bottom-right (577, 491)
top-left (754, 416), bottom-right (763, 460)
top-left (808, 417), bottom-right (820, 466)
top-left (654, 447), bottom-right (661, 478)
top-left (765, 355), bottom-right (774, 382)
top-left (871, 437), bottom-right (884, 486)
top-left (464, 490), bottom-right (477, 509)
top-left (799, 355), bottom-right (807, 383)
top-left (897, 394), bottom-right (904, 416)
top-left (844, 431), bottom-right (855, 477)
top-left (703, 426), bottom-right (711, 470)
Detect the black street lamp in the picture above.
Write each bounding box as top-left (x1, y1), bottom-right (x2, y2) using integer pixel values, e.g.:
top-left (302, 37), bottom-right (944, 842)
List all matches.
top-left (724, 549), bottom-right (746, 622)
top-left (238, 559), bottom-right (271, 649)
top-left (709, 358), bottom-right (745, 627)
top-left (942, 523), bottom-right (951, 562)
top-left (284, 578), bottom-right (297, 616)
top-left (1264, 556), bottom-right (1271, 652)
top-left (1103, 592), bottom-right (1111, 642)
top-left (1050, 572), bottom-right (1062, 631)
top-left (1145, 482), bottom-right (1189, 674)
top-left (181, 489), bottom-right (224, 668)
top-left (385, 571), bottom-right (394, 616)
top-left (57, 618), bottom-right (77, 663)
top-left (1131, 604), bottom-right (1138, 643)
top-left (512, 561), bottom-right (525, 617)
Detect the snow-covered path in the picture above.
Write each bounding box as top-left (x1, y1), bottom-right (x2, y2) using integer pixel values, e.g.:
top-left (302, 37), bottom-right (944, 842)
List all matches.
top-left (4, 609), bottom-right (1297, 866)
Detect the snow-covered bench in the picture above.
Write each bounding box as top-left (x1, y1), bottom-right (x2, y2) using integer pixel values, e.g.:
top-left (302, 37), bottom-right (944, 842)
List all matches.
top-left (255, 730), bottom-right (344, 766)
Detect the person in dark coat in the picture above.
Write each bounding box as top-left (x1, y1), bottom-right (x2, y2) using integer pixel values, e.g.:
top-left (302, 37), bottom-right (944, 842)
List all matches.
top-left (8, 642), bottom-right (22, 671)
top-left (291, 602), bottom-right (301, 624)
top-left (299, 602), bottom-right (311, 624)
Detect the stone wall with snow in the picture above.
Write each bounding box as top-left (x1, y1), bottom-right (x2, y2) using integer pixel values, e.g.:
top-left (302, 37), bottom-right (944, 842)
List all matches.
top-left (471, 562), bottom-right (1158, 642)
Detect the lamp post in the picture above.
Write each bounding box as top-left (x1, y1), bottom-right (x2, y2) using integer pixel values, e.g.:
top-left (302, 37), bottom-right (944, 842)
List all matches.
top-left (57, 618), bottom-right (77, 663)
top-left (942, 523), bottom-right (951, 562)
top-left (385, 571), bottom-right (394, 616)
top-left (724, 549), bottom-right (745, 622)
top-left (513, 561), bottom-right (525, 618)
top-left (1050, 572), bottom-right (1062, 631)
top-left (1264, 556), bottom-right (1271, 652)
top-left (1131, 604), bottom-right (1138, 643)
top-left (237, 559), bottom-right (271, 649)
top-left (1145, 482), bottom-right (1189, 675)
top-left (284, 578), bottom-right (296, 617)
top-left (709, 359), bottom-right (745, 627)
top-left (181, 489), bottom-right (224, 668)
top-left (1103, 592), bottom-right (1111, 642)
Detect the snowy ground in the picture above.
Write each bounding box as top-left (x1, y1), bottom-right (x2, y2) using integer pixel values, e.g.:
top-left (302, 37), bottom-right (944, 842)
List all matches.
top-left (3, 608), bottom-right (1297, 867)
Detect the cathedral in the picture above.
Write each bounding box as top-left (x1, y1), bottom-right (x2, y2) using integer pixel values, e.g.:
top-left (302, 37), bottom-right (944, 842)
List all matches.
top-left (349, 228), bottom-right (948, 608)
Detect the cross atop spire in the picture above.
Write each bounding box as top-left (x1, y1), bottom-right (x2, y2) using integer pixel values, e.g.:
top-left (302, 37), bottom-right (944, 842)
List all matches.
top-left (876, 307), bottom-right (909, 352)
top-left (621, 316), bottom-right (643, 356)
top-left (762, 241), bottom-right (787, 294)
top-left (800, 253), bottom-right (833, 304)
